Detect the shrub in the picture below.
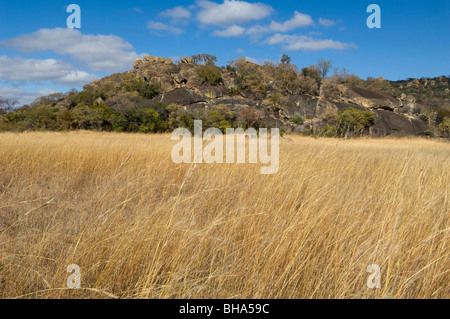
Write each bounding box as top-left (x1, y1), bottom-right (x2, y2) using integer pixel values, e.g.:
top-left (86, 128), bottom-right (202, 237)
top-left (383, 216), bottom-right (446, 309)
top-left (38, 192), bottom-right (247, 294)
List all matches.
top-left (137, 108), bottom-right (160, 133)
top-left (235, 71), bottom-right (268, 98)
top-left (438, 117), bottom-right (450, 138)
top-left (436, 106), bottom-right (450, 124)
top-left (320, 79), bottom-right (347, 100)
top-left (196, 65), bottom-right (223, 85)
top-left (137, 82), bottom-right (161, 99)
top-left (269, 93), bottom-right (283, 110)
top-left (71, 105), bottom-right (108, 130)
top-left (320, 124), bottom-right (339, 138)
top-left (0, 115), bottom-right (10, 131)
top-left (25, 106), bottom-right (59, 130)
top-left (291, 116), bottom-right (304, 125)
top-left (123, 108), bottom-right (164, 133)
top-left (273, 63), bottom-right (301, 94)
top-left (76, 89), bottom-right (107, 106)
top-left (240, 107), bottom-right (262, 129)
top-left (298, 76), bottom-right (319, 95)
top-left (226, 64), bottom-right (237, 73)
top-left (336, 107), bottom-right (376, 138)
top-left (301, 66), bottom-right (322, 83)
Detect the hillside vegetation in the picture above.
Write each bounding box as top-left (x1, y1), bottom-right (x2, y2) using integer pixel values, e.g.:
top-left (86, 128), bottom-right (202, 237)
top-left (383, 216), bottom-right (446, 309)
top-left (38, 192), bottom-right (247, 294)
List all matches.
top-left (0, 132), bottom-right (448, 298)
top-left (1, 55), bottom-right (449, 138)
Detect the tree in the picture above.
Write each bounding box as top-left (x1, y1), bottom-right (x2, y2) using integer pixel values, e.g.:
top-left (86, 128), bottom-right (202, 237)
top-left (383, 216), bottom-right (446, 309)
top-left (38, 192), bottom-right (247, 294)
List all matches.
top-left (137, 82), bottom-right (161, 99)
top-left (316, 59), bottom-right (332, 79)
top-left (301, 65), bottom-right (322, 83)
top-left (196, 64), bottom-right (223, 85)
top-left (337, 107), bottom-right (376, 138)
top-left (136, 108), bottom-right (161, 133)
top-left (32, 93), bottom-right (65, 107)
top-left (281, 54), bottom-right (291, 64)
top-left (192, 54), bottom-right (218, 66)
top-left (274, 62), bottom-right (301, 94)
top-left (333, 67), bottom-right (350, 82)
top-left (0, 97), bottom-right (18, 115)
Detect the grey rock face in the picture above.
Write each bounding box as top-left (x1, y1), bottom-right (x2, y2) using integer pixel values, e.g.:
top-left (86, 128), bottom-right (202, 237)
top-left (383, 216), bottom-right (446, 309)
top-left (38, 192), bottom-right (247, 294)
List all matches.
top-left (154, 88), bottom-right (206, 105)
top-left (371, 110), bottom-right (428, 136)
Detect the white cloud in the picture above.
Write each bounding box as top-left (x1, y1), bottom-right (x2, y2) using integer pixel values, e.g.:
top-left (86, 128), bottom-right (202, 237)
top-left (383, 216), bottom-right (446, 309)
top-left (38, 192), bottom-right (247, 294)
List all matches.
top-left (319, 18), bottom-right (336, 27)
top-left (212, 25), bottom-right (246, 37)
top-left (269, 11), bottom-right (314, 32)
top-left (235, 48), bottom-right (245, 54)
top-left (244, 11), bottom-right (313, 39)
top-left (159, 6), bottom-right (191, 22)
top-left (1, 28), bottom-right (142, 72)
top-left (147, 21), bottom-right (184, 35)
top-left (0, 87), bottom-right (57, 105)
top-left (246, 25), bottom-right (271, 39)
top-left (265, 34), bottom-right (357, 51)
top-left (197, 0), bottom-right (273, 26)
top-left (0, 55), bottom-right (98, 86)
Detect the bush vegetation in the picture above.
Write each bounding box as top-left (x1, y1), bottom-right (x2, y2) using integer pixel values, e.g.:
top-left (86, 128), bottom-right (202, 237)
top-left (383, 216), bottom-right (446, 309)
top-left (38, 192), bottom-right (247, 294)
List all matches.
top-left (196, 64), bottom-right (223, 85)
top-left (320, 107), bottom-right (376, 138)
top-left (1, 54), bottom-right (448, 139)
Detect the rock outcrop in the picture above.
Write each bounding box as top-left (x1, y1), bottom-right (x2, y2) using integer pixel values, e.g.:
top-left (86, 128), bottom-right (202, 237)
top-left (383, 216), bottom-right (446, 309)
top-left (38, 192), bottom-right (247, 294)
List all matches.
top-left (85, 55), bottom-right (440, 137)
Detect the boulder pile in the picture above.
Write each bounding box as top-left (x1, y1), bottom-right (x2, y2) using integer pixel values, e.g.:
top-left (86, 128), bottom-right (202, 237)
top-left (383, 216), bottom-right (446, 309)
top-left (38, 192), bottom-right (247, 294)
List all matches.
top-left (133, 55), bottom-right (193, 69)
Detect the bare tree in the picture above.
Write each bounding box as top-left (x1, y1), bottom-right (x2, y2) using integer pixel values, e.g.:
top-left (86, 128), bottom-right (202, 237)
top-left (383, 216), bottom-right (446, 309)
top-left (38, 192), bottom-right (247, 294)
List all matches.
top-left (0, 97), bottom-right (18, 115)
top-left (317, 59), bottom-right (332, 79)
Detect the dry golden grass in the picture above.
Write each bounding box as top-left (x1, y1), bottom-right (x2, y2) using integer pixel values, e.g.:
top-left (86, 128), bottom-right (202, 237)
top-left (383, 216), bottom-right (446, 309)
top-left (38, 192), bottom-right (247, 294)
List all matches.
top-left (0, 131), bottom-right (448, 299)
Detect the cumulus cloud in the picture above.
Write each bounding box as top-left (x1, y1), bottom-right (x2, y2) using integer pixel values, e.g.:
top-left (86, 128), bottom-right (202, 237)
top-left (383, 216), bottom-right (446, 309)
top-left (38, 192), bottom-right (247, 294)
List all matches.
top-left (245, 25), bottom-right (270, 39)
top-left (197, 0), bottom-right (273, 26)
top-left (1, 28), bottom-right (142, 72)
top-left (212, 25), bottom-right (246, 37)
top-left (265, 34), bottom-right (357, 51)
top-left (0, 87), bottom-right (57, 105)
top-left (147, 21), bottom-right (184, 35)
top-left (319, 18), bottom-right (336, 27)
top-left (244, 11), bottom-right (313, 39)
top-left (0, 55), bottom-right (98, 86)
top-left (269, 11), bottom-right (314, 32)
top-left (159, 6), bottom-right (192, 22)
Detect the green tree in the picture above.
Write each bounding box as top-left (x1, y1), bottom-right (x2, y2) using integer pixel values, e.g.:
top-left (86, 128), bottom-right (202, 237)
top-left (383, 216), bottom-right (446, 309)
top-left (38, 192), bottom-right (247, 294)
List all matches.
top-left (196, 64), bottom-right (223, 85)
top-left (71, 105), bottom-right (106, 130)
top-left (137, 108), bottom-right (160, 133)
top-left (137, 82), bottom-right (161, 99)
top-left (192, 54), bottom-right (218, 66)
top-left (26, 106), bottom-right (59, 130)
top-left (281, 54), bottom-right (291, 64)
top-left (337, 108), bottom-right (376, 138)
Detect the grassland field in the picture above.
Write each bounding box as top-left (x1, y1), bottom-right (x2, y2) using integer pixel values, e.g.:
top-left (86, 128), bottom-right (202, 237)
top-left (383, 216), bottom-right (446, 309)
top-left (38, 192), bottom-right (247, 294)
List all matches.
top-left (0, 131), bottom-right (448, 298)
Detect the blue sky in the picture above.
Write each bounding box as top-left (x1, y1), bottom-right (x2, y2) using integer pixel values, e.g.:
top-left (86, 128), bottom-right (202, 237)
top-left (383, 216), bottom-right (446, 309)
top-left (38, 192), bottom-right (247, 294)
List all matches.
top-left (0, 0), bottom-right (449, 104)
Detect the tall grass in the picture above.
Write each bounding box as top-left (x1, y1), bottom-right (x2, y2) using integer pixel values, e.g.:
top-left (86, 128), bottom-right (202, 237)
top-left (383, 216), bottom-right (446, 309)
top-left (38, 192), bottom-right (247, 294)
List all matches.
top-left (0, 131), bottom-right (448, 299)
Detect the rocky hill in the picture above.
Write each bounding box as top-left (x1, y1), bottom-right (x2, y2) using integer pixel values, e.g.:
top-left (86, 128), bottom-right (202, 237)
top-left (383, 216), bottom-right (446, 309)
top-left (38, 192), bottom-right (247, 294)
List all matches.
top-left (2, 55), bottom-right (449, 138)
top-left (83, 55), bottom-right (449, 137)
